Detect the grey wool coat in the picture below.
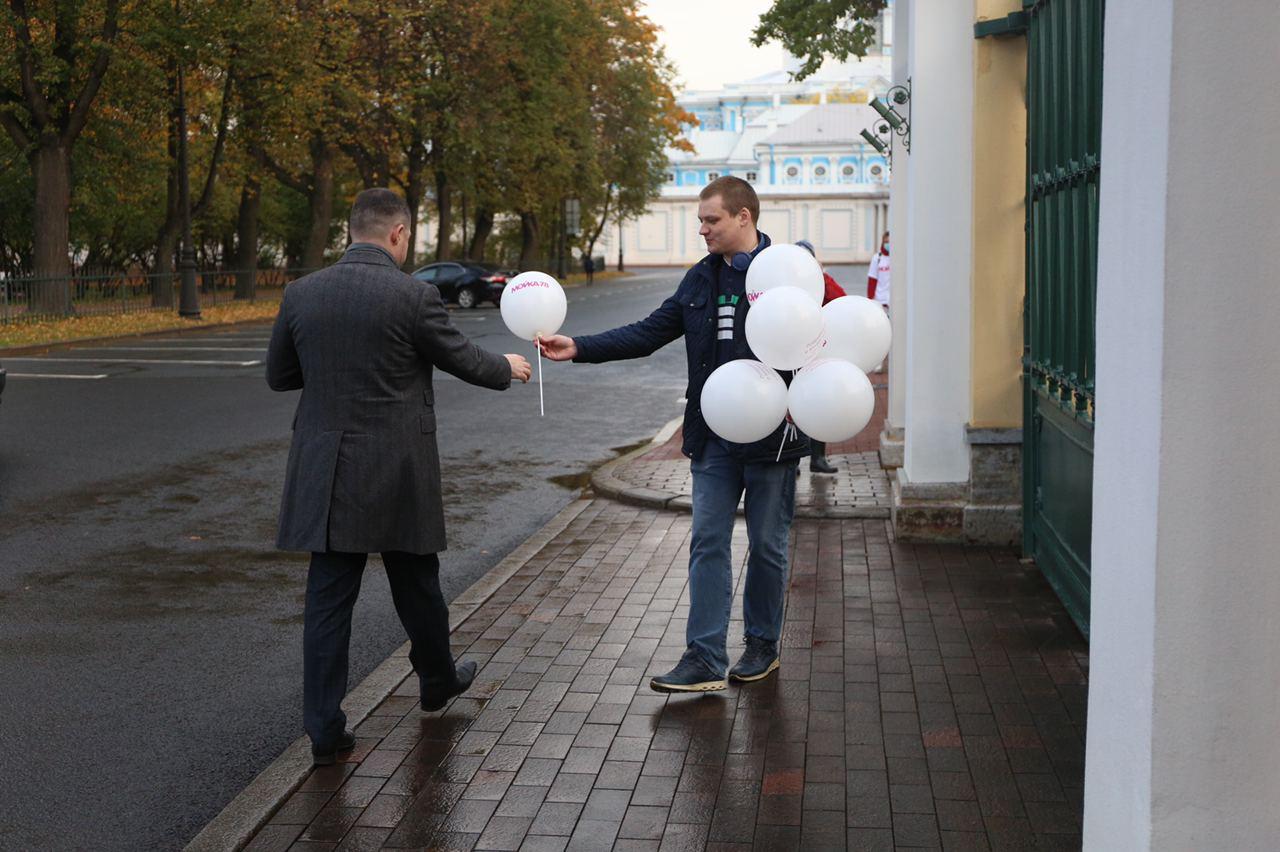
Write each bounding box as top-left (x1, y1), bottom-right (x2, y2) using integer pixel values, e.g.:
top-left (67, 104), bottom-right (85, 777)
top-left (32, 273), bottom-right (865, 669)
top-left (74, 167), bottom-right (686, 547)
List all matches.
top-left (267, 243), bottom-right (512, 555)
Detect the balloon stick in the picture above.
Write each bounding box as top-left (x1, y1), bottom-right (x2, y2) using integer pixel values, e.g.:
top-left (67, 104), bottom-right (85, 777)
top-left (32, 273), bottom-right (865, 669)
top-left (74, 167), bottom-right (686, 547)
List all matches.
top-left (776, 421), bottom-right (794, 463)
top-left (536, 340), bottom-right (545, 417)
top-left (777, 369), bottom-right (797, 462)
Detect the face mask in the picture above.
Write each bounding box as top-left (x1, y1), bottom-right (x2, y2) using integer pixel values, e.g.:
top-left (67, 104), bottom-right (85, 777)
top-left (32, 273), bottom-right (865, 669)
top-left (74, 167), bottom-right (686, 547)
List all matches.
top-left (883, 243), bottom-right (890, 253)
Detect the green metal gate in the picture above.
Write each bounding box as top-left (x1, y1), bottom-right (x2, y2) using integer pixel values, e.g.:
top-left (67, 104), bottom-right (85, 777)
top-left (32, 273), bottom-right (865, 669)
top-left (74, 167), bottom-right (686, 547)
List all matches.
top-left (1023, 0), bottom-right (1103, 637)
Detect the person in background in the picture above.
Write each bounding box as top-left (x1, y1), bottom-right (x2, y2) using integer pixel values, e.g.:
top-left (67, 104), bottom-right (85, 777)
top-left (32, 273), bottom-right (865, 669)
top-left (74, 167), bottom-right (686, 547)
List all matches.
top-left (868, 230), bottom-right (890, 308)
top-left (582, 253), bottom-right (595, 285)
top-left (795, 239), bottom-right (845, 475)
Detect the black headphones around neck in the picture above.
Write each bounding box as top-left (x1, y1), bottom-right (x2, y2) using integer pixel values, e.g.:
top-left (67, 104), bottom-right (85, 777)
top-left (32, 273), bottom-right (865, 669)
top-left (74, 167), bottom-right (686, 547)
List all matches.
top-left (730, 252), bottom-right (752, 272)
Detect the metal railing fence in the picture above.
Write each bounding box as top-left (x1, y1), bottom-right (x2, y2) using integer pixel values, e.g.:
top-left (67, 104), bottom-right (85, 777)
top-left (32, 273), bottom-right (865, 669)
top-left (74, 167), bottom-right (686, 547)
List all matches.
top-left (0, 267), bottom-right (313, 325)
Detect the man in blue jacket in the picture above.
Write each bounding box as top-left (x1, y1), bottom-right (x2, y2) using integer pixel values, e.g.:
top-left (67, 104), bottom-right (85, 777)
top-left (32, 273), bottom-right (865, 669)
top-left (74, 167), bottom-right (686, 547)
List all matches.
top-left (539, 177), bottom-right (806, 692)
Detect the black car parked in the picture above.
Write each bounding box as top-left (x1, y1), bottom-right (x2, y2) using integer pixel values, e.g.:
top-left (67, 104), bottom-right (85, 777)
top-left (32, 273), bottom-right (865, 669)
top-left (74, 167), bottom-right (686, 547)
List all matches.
top-left (410, 261), bottom-right (514, 309)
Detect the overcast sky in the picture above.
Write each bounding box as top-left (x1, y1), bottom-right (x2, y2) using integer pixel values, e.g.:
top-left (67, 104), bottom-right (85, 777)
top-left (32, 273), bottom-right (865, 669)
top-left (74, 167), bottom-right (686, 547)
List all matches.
top-left (639, 0), bottom-right (787, 91)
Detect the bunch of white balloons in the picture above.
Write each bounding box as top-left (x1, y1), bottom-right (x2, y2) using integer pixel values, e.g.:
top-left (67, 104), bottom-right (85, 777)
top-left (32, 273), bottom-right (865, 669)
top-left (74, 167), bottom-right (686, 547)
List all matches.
top-left (499, 270), bottom-right (568, 416)
top-left (702, 243), bottom-right (892, 446)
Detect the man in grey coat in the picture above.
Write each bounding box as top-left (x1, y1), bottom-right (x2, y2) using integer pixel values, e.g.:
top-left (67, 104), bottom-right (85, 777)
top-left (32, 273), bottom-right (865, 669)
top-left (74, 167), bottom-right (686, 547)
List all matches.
top-left (268, 188), bottom-right (532, 765)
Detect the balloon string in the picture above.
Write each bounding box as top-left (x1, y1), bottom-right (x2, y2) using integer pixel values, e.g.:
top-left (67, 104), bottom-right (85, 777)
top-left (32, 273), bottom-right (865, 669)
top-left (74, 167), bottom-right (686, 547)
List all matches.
top-left (536, 340), bottom-right (544, 417)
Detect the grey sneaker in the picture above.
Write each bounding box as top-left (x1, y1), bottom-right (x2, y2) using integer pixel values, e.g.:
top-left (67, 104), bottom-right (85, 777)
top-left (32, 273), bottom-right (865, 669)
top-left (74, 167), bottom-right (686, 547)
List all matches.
top-left (650, 652), bottom-right (727, 693)
top-left (728, 636), bottom-right (780, 683)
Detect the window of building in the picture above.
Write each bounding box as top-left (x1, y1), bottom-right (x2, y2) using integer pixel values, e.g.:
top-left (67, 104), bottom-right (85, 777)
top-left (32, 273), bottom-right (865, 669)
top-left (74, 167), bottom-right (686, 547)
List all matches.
top-left (746, 171), bottom-right (757, 182)
top-left (707, 172), bottom-right (720, 181)
top-left (786, 165), bottom-right (799, 178)
top-left (665, 172), bottom-right (675, 183)
top-left (869, 163), bottom-right (885, 179)
top-left (842, 164), bottom-right (856, 178)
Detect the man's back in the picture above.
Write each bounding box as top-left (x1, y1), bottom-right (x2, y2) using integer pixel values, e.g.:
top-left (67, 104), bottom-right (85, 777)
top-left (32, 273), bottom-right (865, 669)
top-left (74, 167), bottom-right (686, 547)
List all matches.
top-left (268, 243), bottom-right (511, 555)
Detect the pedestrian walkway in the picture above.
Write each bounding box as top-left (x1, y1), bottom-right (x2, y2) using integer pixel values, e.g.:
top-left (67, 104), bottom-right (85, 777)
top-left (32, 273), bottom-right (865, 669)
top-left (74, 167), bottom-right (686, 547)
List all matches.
top-left (240, 502), bottom-right (1087, 851)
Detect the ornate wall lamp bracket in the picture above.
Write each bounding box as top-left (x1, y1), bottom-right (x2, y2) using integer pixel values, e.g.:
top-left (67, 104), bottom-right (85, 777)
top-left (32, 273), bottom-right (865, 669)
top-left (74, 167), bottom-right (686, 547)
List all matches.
top-left (869, 79), bottom-right (911, 153)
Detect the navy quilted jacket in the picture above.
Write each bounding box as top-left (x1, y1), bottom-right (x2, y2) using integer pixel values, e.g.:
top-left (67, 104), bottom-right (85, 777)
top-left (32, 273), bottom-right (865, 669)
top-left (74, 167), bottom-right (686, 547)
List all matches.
top-left (573, 234), bottom-right (809, 464)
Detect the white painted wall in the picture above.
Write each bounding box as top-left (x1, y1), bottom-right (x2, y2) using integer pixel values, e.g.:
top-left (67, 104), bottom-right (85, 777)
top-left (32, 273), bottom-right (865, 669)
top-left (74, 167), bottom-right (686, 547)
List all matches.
top-left (616, 192), bottom-right (887, 267)
top-left (887, 0), bottom-right (910, 428)
top-left (1085, 1), bottom-right (1280, 847)
top-left (901, 0), bottom-right (973, 483)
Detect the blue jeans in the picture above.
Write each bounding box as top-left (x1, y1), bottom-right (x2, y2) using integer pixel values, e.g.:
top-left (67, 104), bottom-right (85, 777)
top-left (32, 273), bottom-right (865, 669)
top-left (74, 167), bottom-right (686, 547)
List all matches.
top-left (686, 438), bottom-right (797, 673)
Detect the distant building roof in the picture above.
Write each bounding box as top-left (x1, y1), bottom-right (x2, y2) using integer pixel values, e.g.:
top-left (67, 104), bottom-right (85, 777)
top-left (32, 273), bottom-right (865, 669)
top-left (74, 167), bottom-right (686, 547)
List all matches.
top-left (669, 130), bottom-right (739, 165)
top-left (760, 103), bottom-right (881, 148)
top-left (668, 105), bottom-right (818, 165)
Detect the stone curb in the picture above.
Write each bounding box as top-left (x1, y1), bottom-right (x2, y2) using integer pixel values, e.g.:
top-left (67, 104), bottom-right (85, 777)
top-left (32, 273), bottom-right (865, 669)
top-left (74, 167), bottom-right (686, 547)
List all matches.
top-left (590, 418), bottom-right (890, 520)
top-left (589, 418), bottom-right (684, 511)
top-left (183, 498), bottom-right (591, 852)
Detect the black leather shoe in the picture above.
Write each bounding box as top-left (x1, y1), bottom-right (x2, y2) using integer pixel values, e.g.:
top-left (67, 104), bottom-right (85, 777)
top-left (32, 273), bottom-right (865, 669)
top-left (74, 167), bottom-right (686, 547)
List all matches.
top-left (729, 637), bottom-right (779, 683)
top-left (809, 456), bottom-right (837, 474)
top-left (650, 652), bottom-right (726, 693)
top-left (809, 441), bottom-right (837, 474)
top-left (311, 729), bottom-right (356, 766)
top-left (421, 660), bottom-right (478, 712)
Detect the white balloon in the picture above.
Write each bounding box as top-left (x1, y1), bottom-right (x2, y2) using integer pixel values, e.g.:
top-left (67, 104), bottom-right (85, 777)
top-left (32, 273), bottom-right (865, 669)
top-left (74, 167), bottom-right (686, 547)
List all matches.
top-left (700, 359), bottom-right (789, 444)
top-left (745, 243), bottom-right (824, 306)
top-left (817, 295), bottom-right (892, 372)
top-left (500, 271), bottom-right (567, 341)
top-left (788, 358), bottom-right (876, 443)
top-left (744, 286), bottom-right (826, 371)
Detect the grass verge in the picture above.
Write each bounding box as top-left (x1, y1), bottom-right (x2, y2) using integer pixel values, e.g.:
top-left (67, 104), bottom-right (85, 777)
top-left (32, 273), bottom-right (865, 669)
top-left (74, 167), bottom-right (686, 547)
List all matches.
top-left (0, 297), bottom-right (282, 350)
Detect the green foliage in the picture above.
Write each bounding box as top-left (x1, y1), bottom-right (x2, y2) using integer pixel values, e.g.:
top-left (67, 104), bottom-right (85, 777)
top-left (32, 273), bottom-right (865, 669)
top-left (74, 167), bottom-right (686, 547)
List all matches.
top-left (752, 0), bottom-right (888, 80)
top-left (0, 0), bottom-right (686, 273)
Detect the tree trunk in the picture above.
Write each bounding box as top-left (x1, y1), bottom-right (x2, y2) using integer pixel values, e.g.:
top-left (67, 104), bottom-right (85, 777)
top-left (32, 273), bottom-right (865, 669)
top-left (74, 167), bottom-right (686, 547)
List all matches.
top-left (303, 139), bottom-right (334, 270)
top-left (519, 211), bottom-right (540, 271)
top-left (153, 225), bottom-right (180, 308)
top-left (152, 71), bottom-right (182, 306)
top-left (587, 188), bottom-right (612, 271)
top-left (30, 143), bottom-right (74, 315)
top-left (403, 158), bottom-right (424, 270)
top-left (235, 176), bottom-right (260, 299)
top-left (468, 208), bottom-right (494, 260)
top-left (434, 169), bottom-right (453, 262)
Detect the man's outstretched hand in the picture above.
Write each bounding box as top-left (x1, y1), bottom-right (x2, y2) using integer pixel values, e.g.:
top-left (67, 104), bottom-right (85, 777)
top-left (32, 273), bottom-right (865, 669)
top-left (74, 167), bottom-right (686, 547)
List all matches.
top-left (537, 334), bottom-right (577, 362)
top-left (506, 354), bottom-right (533, 383)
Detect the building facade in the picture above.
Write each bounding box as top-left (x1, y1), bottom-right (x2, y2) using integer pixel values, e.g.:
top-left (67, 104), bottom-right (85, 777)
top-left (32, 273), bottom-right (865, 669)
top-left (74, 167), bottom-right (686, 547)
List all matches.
top-left (600, 8), bottom-right (896, 267)
top-left (888, 0), bottom-right (1280, 845)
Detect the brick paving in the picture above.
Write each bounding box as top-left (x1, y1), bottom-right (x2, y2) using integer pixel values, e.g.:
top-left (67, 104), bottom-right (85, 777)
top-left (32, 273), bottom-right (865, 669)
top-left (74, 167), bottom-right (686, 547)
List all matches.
top-left (243, 496), bottom-right (1087, 851)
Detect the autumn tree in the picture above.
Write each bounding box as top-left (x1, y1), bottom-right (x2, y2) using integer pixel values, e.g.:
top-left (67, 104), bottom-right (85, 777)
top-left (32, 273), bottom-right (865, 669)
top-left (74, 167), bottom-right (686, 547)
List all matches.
top-left (752, 0), bottom-right (887, 80)
top-left (578, 0), bottom-right (692, 265)
top-left (248, 0), bottom-right (356, 272)
top-left (0, 0), bottom-right (121, 313)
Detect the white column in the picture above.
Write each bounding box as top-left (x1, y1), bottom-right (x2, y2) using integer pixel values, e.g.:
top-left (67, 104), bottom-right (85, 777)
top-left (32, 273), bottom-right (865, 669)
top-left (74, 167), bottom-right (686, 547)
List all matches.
top-left (1084, 1), bottom-right (1280, 847)
top-left (886, 0), bottom-right (911, 428)
top-left (901, 0), bottom-right (973, 483)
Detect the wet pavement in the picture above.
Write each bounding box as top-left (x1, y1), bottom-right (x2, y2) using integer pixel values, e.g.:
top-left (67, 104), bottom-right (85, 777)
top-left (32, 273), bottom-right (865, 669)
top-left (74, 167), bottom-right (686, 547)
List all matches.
top-left (238, 501), bottom-right (1087, 851)
top-left (233, 366), bottom-right (1088, 851)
